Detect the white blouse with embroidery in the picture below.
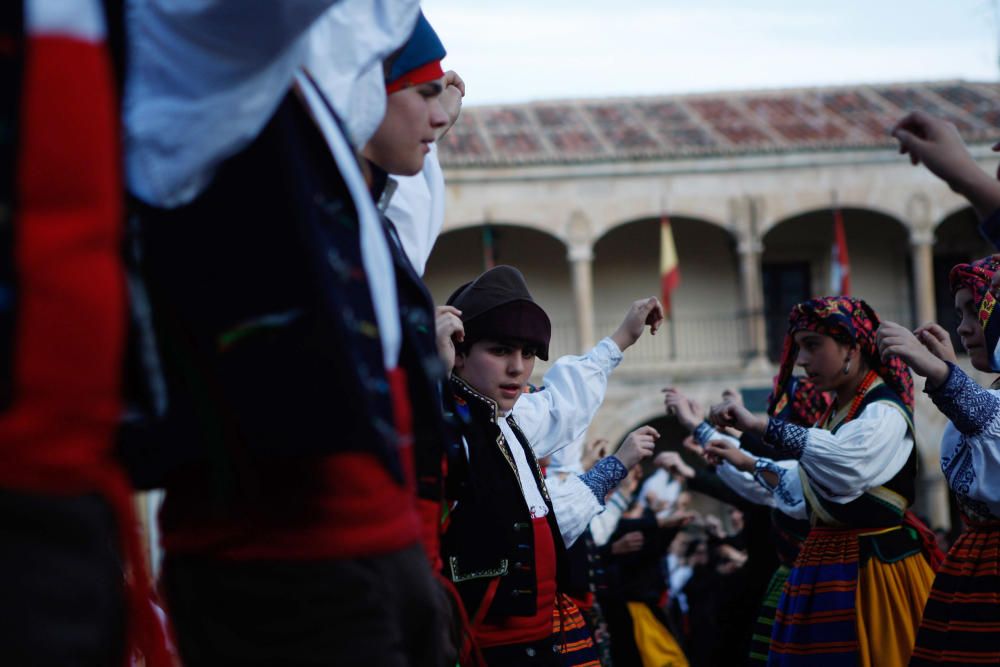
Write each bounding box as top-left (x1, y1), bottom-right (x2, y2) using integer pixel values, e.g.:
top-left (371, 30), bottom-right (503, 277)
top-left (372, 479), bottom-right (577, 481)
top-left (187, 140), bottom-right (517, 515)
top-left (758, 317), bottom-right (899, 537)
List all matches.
top-left (763, 400), bottom-right (913, 504)
top-left (461, 338), bottom-right (625, 547)
top-left (693, 424), bottom-right (807, 520)
top-left (928, 364), bottom-right (1000, 521)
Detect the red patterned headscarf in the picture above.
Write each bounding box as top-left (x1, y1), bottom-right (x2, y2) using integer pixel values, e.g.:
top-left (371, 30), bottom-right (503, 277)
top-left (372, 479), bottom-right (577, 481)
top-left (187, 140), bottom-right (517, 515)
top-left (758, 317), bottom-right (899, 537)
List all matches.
top-left (769, 375), bottom-right (832, 426)
top-left (768, 296), bottom-right (915, 415)
top-left (949, 255), bottom-right (1000, 308)
top-left (949, 255), bottom-right (1000, 372)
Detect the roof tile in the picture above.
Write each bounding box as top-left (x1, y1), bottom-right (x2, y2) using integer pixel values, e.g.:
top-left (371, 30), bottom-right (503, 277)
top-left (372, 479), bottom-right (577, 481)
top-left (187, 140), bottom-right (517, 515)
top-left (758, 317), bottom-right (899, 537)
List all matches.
top-left (439, 81), bottom-right (1000, 167)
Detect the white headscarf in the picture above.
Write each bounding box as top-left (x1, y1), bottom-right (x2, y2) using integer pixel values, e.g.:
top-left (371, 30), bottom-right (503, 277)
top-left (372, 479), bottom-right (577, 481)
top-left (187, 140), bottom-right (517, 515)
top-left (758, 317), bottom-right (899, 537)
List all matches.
top-left (303, 0), bottom-right (421, 148)
top-left (125, 0), bottom-right (419, 207)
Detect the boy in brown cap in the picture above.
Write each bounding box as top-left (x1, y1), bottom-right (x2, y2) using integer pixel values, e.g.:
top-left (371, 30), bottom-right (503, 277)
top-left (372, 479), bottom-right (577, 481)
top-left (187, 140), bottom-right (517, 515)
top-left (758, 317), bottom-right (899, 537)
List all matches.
top-left (437, 265), bottom-right (663, 666)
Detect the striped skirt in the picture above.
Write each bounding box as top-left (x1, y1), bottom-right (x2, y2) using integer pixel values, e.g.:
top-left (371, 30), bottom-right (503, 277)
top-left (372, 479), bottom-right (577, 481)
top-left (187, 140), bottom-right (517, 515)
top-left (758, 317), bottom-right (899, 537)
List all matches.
top-left (769, 526), bottom-right (934, 667)
top-left (910, 523), bottom-right (1000, 665)
top-left (554, 594), bottom-right (602, 667)
top-left (748, 564), bottom-right (791, 664)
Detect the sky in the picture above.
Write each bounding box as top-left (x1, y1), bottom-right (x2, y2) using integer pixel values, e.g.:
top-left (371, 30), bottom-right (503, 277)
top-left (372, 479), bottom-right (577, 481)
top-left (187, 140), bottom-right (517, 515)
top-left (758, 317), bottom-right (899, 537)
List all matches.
top-left (422, 0), bottom-right (1000, 105)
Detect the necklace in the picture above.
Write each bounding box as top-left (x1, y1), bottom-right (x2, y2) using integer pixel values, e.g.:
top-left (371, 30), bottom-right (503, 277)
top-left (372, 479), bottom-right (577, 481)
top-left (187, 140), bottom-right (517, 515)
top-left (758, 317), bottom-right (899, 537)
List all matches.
top-left (820, 369), bottom-right (879, 429)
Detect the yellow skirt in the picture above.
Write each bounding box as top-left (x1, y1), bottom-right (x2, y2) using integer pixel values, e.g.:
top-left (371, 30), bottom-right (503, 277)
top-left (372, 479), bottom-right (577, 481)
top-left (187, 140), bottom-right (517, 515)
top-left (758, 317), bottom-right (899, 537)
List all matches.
top-left (626, 601), bottom-right (689, 667)
top-left (855, 552), bottom-right (935, 667)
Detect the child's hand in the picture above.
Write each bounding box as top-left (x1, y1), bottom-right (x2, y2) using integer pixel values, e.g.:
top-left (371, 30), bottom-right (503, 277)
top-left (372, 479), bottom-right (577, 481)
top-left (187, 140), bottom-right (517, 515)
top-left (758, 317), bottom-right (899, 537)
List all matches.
top-left (913, 322), bottom-right (958, 365)
top-left (877, 321), bottom-right (950, 387)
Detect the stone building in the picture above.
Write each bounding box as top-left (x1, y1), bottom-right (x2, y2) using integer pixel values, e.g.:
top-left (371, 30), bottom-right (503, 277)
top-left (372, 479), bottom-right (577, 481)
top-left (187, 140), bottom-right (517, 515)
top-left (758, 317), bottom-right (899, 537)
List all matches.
top-left (426, 80), bottom-right (1000, 528)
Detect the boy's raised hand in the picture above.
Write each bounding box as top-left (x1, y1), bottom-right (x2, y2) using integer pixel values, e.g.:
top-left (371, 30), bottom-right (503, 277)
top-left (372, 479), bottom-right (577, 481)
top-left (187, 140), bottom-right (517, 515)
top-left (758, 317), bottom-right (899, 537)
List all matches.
top-left (435, 305), bottom-right (464, 374)
top-left (614, 425), bottom-right (658, 469)
top-left (611, 297), bottom-right (664, 351)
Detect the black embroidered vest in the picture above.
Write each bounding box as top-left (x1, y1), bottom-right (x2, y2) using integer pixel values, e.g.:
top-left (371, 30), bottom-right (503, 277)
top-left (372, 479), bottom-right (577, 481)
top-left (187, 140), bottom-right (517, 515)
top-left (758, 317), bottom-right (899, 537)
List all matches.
top-left (371, 164), bottom-right (458, 503)
top-left (442, 375), bottom-right (568, 620)
top-left (119, 92), bottom-right (405, 498)
top-left (801, 383), bottom-right (922, 563)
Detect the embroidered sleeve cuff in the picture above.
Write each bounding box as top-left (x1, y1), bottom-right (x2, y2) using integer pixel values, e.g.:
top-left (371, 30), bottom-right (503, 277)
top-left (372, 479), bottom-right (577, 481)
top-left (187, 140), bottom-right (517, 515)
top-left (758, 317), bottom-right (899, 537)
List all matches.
top-left (693, 421), bottom-right (716, 446)
top-left (979, 207), bottom-right (1000, 251)
top-left (926, 362), bottom-right (1000, 435)
top-left (592, 337), bottom-right (624, 373)
top-left (753, 459), bottom-right (799, 507)
top-left (580, 456), bottom-right (629, 505)
top-left (762, 417), bottom-right (808, 458)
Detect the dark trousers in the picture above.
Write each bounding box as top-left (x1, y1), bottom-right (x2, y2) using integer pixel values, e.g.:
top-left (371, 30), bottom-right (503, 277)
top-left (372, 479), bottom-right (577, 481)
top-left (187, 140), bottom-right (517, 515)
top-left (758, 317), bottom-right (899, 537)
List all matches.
top-left (164, 543), bottom-right (452, 667)
top-left (480, 635), bottom-right (560, 667)
top-left (0, 489), bottom-right (125, 667)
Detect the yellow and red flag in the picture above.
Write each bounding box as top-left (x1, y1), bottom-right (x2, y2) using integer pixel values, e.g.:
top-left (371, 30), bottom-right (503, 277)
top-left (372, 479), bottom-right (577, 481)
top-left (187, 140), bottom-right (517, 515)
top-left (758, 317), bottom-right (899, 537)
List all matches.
top-left (659, 213), bottom-right (680, 316)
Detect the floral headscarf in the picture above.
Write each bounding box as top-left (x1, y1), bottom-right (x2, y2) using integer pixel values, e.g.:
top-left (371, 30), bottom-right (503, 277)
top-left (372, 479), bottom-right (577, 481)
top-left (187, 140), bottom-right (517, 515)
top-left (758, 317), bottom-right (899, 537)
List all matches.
top-left (768, 296), bottom-right (914, 415)
top-left (769, 375), bottom-right (832, 426)
top-left (949, 255), bottom-right (1000, 373)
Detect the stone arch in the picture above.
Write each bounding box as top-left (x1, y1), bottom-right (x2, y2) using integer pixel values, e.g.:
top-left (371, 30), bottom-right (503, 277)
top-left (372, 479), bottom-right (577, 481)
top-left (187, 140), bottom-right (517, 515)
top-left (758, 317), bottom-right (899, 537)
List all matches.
top-left (591, 216), bottom-right (745, 367)
top-left (439, 218), bottom-right (571, 247)
top-left (594, 210), bottom-right (733, 245)
top-left (934, 202), bottom-right (983, 231)
top-left (759, 195), bottom-right (910, 238)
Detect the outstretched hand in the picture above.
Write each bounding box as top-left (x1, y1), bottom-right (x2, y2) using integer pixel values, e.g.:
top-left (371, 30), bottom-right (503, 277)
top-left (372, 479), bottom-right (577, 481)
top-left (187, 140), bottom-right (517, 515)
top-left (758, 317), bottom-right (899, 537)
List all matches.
top-left (892, 111), bottom-right (1000, 220)
top-left (708, 400), bottom-right (766, 435)
top-left (582, 438), bottom-right (610, 471)
top-left (614, 425), bottom-right (659, 469)
top-left (437, 70), bottom-right (466, 140)
top-left (662, 388), bottom-right (704, 432)
top-left (704, 439), bottom-right (755, 473)
top-left (611, 531), bottom-right (644, 555)
top-left (658, 509), bottom-right (697, 529)
top-left (611, 297), bottom-right (664, 351)
top-left (876, 321), bottom-right (950, 388)
top-left (721, 388), bottom-right (744, 408)
top-left (912, 322), bottom-right (958, 365)
top-left (654, 451), bottom-right (695, 479)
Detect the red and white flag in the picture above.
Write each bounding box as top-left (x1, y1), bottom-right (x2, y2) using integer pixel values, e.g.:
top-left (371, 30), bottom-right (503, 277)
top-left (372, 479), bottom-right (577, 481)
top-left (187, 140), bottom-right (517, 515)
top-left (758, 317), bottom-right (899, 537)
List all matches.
top-left (830, 208), bottom-right (851, 296)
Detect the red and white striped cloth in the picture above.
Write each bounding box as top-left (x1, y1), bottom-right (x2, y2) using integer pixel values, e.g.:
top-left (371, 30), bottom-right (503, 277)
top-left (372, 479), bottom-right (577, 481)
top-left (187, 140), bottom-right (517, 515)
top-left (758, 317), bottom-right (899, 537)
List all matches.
top-left (4, 2), bottom-right (171, 664)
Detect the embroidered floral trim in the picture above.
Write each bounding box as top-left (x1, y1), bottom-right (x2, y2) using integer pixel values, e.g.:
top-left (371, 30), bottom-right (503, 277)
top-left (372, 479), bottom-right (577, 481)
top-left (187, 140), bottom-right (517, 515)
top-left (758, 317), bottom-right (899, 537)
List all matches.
top-left (927, 362), bottom-right (1000, 435)
top-left (448, 556), bottom-right (509, 583)
top-left (580, 456), bottom-right (628, 505)
top-left (942, 443), bottom-right (996, 521)
top-left (693, 421), bottom-right (716, 446)
top-left (763, 417), bottom-right (808, 458)
top-left (753, 458), bottom-right (801, 508)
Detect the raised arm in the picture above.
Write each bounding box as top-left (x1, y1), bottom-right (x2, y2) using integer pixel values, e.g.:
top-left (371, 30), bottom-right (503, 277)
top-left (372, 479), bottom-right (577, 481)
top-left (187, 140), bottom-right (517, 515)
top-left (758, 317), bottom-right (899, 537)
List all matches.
top-left (125, 0), bottom-right (420, 206)
top-left (512, 298), bottom-right (662, 457)
top-left (761, 404), bottom-right (912, 502)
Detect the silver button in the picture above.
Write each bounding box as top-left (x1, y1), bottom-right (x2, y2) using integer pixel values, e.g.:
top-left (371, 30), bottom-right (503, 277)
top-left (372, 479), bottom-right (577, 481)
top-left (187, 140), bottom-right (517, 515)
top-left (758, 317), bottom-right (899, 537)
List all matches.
top-left (525, 647), bottom-right (536, 657)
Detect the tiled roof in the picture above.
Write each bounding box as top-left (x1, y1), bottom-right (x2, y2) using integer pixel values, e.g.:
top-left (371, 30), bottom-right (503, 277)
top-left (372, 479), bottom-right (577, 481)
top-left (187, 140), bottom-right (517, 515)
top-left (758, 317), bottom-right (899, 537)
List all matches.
top-left (438, 80), bottom-right (1000, 168)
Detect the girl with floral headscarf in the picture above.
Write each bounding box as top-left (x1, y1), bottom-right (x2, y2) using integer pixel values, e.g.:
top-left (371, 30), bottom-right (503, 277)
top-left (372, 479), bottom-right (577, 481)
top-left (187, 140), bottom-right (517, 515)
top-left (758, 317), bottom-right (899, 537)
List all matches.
top-left (710, 296), bottom-right (934, 667)
top-left (878, 254), bottom-right (1000, 666)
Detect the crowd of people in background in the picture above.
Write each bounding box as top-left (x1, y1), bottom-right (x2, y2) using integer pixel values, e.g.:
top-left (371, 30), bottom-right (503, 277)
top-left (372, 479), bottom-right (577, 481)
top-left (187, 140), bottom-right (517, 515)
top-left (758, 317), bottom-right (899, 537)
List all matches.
top-left (7, 1), bottom-right (1000, 666)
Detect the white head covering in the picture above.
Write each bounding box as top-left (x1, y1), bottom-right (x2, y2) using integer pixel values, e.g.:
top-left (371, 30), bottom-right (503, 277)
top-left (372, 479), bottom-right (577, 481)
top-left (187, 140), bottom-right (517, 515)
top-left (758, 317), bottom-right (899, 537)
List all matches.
top-left (125, 0), bottom-right (420, 207)
top-left (303, 0), bottom-right (421, 148)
